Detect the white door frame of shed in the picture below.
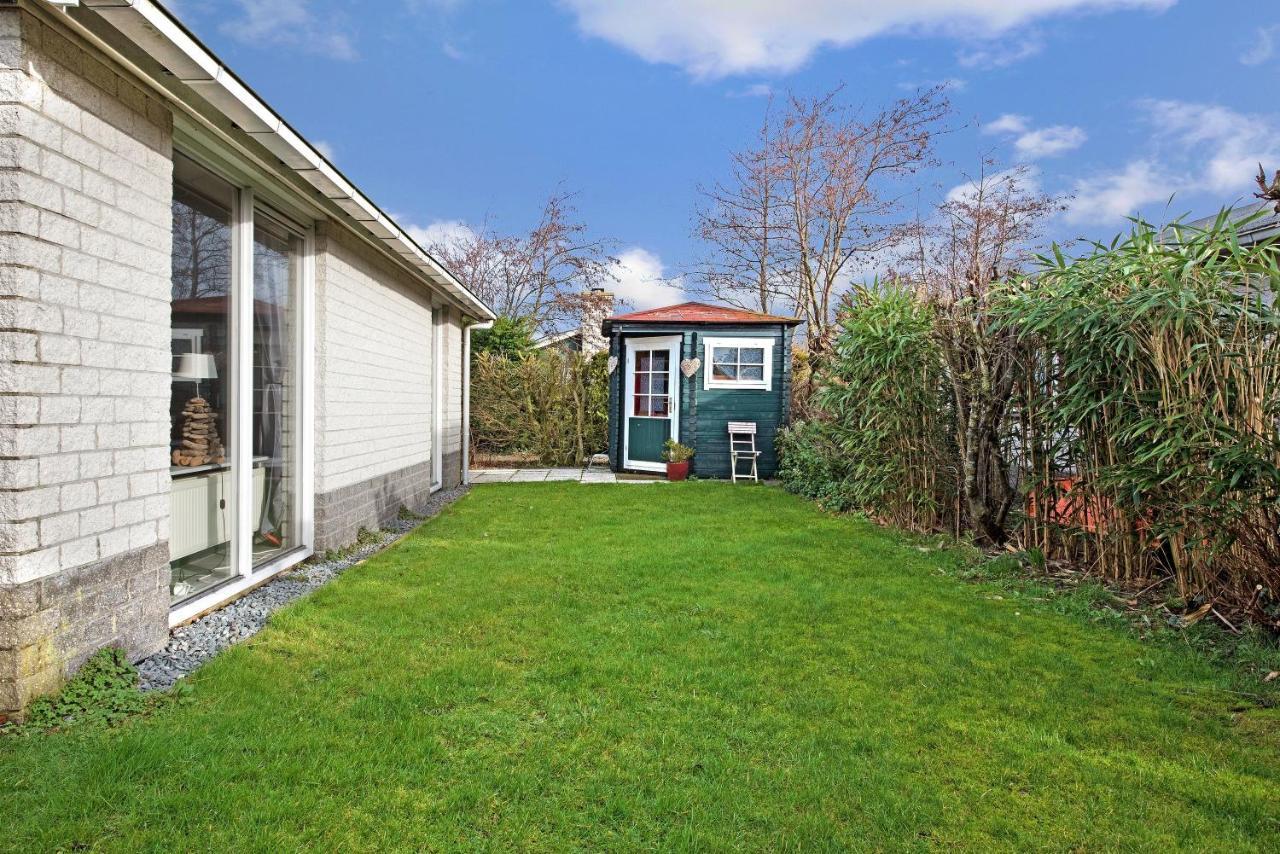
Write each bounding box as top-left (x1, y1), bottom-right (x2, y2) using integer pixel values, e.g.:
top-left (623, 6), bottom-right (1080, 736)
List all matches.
top-left (623, 335), bottom-right (681, 473)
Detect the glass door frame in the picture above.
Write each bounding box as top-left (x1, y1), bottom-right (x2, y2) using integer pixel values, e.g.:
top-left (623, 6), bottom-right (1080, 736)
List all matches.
top-left (170, 174), bottom-right (315, 625)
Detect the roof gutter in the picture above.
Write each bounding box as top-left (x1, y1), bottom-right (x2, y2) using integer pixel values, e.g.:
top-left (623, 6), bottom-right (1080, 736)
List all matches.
top-left (66, 0), bottom-right (494, 322)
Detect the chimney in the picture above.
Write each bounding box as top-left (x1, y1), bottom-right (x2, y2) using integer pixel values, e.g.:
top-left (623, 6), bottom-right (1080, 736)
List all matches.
top-left (579, 287), bottom-right (613, 357)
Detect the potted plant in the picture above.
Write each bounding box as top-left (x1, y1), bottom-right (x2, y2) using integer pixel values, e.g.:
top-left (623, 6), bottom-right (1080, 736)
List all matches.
top-left (662, 438), bottom-right (695, 481)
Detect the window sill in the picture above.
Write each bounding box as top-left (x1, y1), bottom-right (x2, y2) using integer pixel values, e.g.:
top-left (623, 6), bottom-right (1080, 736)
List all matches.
top-left (705, 381), bottom-right (771, 391)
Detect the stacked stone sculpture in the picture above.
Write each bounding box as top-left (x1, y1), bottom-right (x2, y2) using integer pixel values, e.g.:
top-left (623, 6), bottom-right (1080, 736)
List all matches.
top-left (172, 397), bottom-right (225, 466)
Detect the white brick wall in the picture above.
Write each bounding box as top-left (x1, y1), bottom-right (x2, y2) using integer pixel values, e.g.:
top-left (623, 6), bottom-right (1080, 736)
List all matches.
top-left (315, 225), bottom-right (465, 495)
top-left (0, 8), bottom-right (172, 586)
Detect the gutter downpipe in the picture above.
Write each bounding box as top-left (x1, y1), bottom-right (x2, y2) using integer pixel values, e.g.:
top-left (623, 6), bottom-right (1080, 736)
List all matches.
top-left (462, 319), bottom-right (493, 485)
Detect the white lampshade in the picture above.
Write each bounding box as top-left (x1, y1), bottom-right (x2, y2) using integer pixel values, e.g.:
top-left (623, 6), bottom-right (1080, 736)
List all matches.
top-left (175, 352), bottom-right (218, 380)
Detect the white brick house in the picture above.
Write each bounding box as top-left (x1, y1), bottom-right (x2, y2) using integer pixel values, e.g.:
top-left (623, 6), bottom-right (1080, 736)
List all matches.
top-left (0, 0), bottom-right (494, 717)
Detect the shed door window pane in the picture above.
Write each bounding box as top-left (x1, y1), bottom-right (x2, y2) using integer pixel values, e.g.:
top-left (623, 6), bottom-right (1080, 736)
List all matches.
top-left (632, 348), bottom-right (672, 417)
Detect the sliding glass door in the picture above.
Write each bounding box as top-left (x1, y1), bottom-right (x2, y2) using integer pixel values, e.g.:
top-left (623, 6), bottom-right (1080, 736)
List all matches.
top-left (251, 214), bottom-right (301, 567)
top-left (169, 153), bottom-right (307, 606)
top-left (169, 156), bottom-right (237, 602)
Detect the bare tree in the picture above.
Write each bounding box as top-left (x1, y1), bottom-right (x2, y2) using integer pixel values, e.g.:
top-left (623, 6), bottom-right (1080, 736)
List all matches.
top-left (695, 85), bottom-right (949, 347)
top-left (694, 103), bottom-right (785, 315)
top-left (172, 195), bottom-right (232, 299)
top-left (427, 191), bottom-right (617, 334)
top-left (900, 161), bottom-right (1067, 544)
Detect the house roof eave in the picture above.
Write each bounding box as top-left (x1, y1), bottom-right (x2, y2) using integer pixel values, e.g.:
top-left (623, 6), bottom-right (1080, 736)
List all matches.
top-left (71, 0), bottom-right (495, 321)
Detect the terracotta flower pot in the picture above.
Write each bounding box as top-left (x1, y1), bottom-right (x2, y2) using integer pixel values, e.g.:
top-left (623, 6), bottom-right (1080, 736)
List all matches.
top-left (666, 460), bottom-right (690, 481)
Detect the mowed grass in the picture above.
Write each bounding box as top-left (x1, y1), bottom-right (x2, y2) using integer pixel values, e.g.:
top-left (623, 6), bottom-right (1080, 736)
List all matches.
top-left (2, 483), bottom-right (1278, 852)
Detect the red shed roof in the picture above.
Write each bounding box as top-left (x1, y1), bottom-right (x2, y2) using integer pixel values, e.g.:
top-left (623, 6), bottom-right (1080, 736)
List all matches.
top-left (608, 301), bottom-right (801, 325)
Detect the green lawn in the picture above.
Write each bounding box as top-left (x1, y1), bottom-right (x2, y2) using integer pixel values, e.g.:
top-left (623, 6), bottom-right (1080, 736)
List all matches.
top-left (3, 483), bottom-right (1278, 851)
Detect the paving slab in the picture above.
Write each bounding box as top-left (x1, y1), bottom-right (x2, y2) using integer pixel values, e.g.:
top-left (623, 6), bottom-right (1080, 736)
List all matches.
top-left (469, 468), bottom-right (621, 484)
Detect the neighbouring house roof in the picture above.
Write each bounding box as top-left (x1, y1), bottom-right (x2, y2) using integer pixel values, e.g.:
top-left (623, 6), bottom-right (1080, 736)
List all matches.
top-left (171, 296), bottom-right (280, 316)
top-left (608, 301), bottom-right (802, 326)
top-left (1180, 200), bottom-right (1280, 246)
top-left (65, 0), bottom-right (495, 322)
top-left (532, 329), bottom-right (582, 349)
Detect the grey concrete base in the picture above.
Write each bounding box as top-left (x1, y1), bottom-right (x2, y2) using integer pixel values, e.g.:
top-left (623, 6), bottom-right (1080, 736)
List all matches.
top-left (315, 460), bottom-right (450, 552)
top-left (0, 542), bottom-right (170, 718)
top-left (443, 451), bottom-right (463, 490)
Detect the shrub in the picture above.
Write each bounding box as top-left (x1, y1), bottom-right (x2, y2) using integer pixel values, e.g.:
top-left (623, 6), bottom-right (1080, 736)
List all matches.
top-left (472, 315), bottom-right (535, 358)
top-left (662, 439), bottom-right (694, 463)
top-left (17, 648), bottom-right (145, 732)
top-left (470, 349), bottom-right (608, 466)
top-left (777, 421), bottom-right (857, 512)
top-left (999, 211), bottom-right (1280, 614)
top-left (782, 210), bottom-right (1280, 625)
top-left (780, 285), bottom-right (957, 529)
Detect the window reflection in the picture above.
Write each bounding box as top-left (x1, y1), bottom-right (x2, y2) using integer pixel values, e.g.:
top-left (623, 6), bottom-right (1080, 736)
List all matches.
top-left (252, 216), bottom-right (300, 566)
top-left (169, 155), bottom-right (236, 603)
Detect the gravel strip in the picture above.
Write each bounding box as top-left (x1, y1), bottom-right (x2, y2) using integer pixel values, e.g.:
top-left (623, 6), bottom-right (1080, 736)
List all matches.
top-left (137, 485), bottom-right (468, 692)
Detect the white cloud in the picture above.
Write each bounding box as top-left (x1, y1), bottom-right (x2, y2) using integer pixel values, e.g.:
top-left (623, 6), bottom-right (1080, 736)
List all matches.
top-left (407, 219), bottom-right (478, 249)
top-left (984, 113), bottom-right (1030, 135)
top-left (984, 113), bottom-right (1086, 159)
top-left (223, 0), bottom-right (357, 60)
top-left (1140, 99), bottom-right (1280, 195)
top-left (729, 83), bottom-right (775, 98)
top-left (956, 32), bottom-right (1044, 68)
top-left (557, 0), bottom-right (1173, 78)
top-left (1013, 125), bottom-right (1087, 159)
top-left (1242, 24), bottom-right (1280, 66)
top-left (1065, 99), bottom-right (1280, 226)
top-left (1064, 160), bottom-right (1167, 225)
top-left (607, 248), bottom-right (688, 310)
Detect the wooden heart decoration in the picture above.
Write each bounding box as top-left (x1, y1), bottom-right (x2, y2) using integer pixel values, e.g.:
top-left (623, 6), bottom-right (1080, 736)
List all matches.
top-left (607, 356), bottom-right (619, 374)
top-left (680, 358), bottom-right (701, 378)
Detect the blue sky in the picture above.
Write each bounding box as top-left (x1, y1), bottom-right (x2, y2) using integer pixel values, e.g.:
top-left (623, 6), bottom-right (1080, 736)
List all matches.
top-left (172, 0), bottom-right (1280, 308)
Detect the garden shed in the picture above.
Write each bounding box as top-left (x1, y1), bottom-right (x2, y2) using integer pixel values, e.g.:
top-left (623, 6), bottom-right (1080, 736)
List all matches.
top-left (603, 303), bottom-right (801, 477)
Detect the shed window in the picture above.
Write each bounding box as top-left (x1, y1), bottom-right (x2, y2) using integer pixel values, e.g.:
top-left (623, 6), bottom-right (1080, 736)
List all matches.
top-left (704, 338), bottom-right (773, 390)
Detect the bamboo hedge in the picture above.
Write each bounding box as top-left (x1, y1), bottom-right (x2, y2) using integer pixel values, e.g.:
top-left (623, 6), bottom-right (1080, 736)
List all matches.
top-left (779, 212), bottom-right (1280, 623)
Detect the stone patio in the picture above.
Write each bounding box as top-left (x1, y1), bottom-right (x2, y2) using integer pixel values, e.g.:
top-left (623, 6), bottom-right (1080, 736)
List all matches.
top-left (468, 468), bottom-right (666, 484)
top-left (468, 467), bottom-right (617, 484)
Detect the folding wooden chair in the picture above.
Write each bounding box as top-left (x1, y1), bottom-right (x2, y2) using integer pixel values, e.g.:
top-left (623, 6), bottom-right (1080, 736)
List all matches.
top-left (727, 421), bottom-right (760, 483)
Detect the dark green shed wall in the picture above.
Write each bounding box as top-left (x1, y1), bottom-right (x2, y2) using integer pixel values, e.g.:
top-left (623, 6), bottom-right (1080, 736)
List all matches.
top-left (606, 323), bottom-right (793, 478)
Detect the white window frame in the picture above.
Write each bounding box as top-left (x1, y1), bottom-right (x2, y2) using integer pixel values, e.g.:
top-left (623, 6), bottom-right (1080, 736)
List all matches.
top-left (171, 327), bottom-right (204, 354)
top-left (168, 151), bottom-right (316, 627)
top-left (703, 337), bottom-right (773, 391)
